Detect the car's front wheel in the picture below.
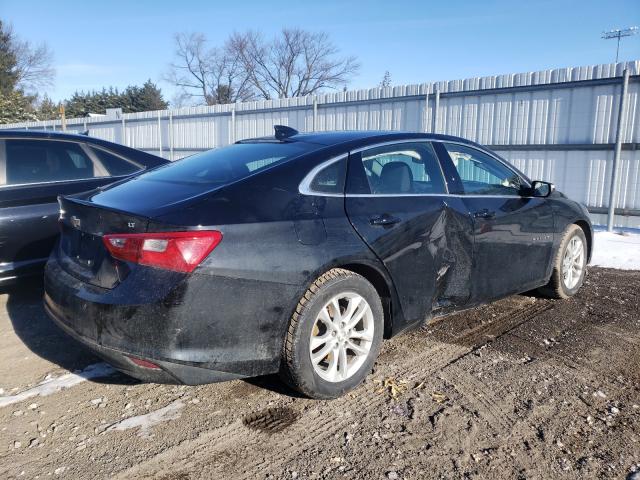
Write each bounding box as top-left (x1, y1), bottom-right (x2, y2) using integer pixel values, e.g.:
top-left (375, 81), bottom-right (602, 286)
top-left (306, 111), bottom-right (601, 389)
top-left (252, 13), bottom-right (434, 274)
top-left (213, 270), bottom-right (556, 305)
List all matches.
top-left (280, 268), bottom-right (384, 399)
top-left (539, 224), bottom-right (588, 298)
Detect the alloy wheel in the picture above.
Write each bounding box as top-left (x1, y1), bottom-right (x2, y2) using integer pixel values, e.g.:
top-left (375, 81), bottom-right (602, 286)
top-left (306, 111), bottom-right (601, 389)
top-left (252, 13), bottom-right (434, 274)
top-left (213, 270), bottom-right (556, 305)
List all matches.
top-left (562, 236), bottom-right (585, 290)
top-left (309, 292), bottom-right (374, 383)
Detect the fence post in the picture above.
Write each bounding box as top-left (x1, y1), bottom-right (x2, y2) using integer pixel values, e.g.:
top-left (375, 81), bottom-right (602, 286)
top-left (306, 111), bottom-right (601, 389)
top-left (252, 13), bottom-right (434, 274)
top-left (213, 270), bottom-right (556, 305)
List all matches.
top-left (313, 98), bottom-right (318, 132)
top-left (230, 108), bottom-right (236, 144)
top-left (433, 86), bottom-right (440, 133)
top-left (424, 92), bottom-right (430, 133)
top-left (607, 68), bottom-right (630, 232)
top-left (121, 116), bottom-right (126, 146)
top-left (169, 111), bottom-right (174, 161)
top-left (157, 111), bottom-right (163, 157)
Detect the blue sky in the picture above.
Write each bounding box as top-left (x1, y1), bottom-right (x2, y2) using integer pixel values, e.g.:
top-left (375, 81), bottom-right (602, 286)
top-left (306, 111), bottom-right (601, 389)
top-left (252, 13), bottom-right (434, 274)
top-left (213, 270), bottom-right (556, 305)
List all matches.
top-left (2, 0), bottom-right (639, 103)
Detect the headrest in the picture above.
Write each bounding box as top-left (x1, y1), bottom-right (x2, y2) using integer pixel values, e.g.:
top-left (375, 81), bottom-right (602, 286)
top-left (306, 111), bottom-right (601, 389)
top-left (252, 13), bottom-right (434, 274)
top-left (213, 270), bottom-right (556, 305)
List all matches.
top-left (379, 161), bottom-right (413, 193)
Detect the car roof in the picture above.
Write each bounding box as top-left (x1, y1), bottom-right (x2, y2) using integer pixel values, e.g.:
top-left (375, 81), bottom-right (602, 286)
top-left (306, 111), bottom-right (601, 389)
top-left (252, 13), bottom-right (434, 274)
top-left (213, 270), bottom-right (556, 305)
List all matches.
top-left (1, 128), bottom-right (478, 149)
top-left (239, 130), bottom-right (481, 150)
top-left (0, 130), bottom-right (133, 152)
top-left (0, 129), bottom-right (154, 150)
top-left (0, 129), bottom-right (169, 167)
top-left (0, 129), bottom-right (96, 141)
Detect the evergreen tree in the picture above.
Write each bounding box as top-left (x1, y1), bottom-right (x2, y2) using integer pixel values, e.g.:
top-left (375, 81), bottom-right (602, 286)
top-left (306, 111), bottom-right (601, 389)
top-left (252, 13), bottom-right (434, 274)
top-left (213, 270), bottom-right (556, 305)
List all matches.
top-left (36, 94), bottom-right (60, 120)
top-left (64, 81), bottom-right (168, 118)
top-left (0, 20), bottom-right (19, 95)
top-left (64, 91), bottom-right (92, 118)
top-left (133, 80), bottom-right (169, 111)
top-left (0, 90), bottom-right (38, 123)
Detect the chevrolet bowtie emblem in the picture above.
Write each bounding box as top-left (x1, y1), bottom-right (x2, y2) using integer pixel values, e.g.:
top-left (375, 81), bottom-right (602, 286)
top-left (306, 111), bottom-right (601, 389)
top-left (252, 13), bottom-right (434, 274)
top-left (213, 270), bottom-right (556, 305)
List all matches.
top-left (71, 216), bottom-right (81, 229)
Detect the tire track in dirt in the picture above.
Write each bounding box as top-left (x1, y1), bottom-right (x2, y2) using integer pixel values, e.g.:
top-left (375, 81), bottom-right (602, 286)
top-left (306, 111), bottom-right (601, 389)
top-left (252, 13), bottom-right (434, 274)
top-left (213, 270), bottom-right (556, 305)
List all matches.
top-left (594, 325), bottom-right (640, 347)
top-left (445, 301), bottom-right (553, 360)
top-left (444, 364), bottom-right (516, 433)
top-left (482, 356), bottom-right (639, 479)
top-left (437, 290), bottom-right (640, 479)
top-left (499, 313), bottom-right (639, 387)
top-left (433, 302), bottom-right (556, 439)
top-left (118, 297), bottom-right (555, 479)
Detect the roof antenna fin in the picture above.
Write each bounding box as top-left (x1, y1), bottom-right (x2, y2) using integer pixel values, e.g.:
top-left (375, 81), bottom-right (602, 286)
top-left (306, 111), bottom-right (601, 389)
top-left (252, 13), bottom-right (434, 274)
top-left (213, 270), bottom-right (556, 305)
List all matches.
top-left (274, 125), bottom-right (298, 140)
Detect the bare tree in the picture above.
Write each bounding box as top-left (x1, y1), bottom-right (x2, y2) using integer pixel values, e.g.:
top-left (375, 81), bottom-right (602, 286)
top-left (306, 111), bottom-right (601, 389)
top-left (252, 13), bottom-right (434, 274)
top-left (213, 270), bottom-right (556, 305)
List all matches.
top-left (165, 32), bottom-right (253, 105)
top-left (1, 21), bottom-right (54, 93)
top-left (229, 28), bottom-right (360, 100)
top-left (13, 41), bottom-right (55, 92)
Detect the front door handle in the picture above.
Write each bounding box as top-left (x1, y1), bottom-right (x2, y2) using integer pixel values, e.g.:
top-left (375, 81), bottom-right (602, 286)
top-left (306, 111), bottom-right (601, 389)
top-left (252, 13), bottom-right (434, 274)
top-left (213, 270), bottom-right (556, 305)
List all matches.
top-left (369, 214), bottom-right (401, 226)
top-left (473, 209), bottom-right (496, 219)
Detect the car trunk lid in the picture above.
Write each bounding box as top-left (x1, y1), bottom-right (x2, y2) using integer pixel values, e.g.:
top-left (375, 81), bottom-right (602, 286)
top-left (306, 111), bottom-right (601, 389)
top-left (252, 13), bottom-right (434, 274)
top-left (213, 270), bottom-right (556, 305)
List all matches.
top-left (58, 196), bottom-right (150, 289)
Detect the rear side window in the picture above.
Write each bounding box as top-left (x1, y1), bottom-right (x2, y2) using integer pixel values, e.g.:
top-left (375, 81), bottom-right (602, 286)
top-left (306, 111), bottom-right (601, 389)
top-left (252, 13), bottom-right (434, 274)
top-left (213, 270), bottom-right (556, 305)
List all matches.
top-left (308, 158), bottom-right (346, 194)
top-left (89, 146), bottom-right (141, 176)
top-left (137, 142), bottom-right (312, 186)
top-left (5, 140), bottom-right (96, 185)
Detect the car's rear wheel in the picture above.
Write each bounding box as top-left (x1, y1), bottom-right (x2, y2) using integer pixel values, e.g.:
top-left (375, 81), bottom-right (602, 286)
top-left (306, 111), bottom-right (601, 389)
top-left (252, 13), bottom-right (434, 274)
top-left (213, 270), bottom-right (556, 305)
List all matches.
top-left (280, 268), bottom-right (383, 399)
top-left (539, 224), bottom-right (588, 299)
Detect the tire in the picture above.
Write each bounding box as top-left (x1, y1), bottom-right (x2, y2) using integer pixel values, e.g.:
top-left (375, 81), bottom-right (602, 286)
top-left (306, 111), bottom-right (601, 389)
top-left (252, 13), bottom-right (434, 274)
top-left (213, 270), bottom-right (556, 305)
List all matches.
top-left (280, 268), bottom-right (384, 399)
top-left (538, 224), bottom-right (588, 299)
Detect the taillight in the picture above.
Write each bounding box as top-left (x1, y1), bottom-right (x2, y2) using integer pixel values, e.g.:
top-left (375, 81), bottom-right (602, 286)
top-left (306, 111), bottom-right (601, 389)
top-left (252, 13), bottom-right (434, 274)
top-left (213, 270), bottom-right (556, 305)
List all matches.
top-left (102, 231), bottom-right (222, 273)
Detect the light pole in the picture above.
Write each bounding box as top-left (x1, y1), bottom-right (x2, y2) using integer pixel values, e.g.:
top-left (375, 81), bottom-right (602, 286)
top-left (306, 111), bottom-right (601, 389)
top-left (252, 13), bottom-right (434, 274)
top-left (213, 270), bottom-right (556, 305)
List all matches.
top-left (602, 27), bottom-right (638, 62)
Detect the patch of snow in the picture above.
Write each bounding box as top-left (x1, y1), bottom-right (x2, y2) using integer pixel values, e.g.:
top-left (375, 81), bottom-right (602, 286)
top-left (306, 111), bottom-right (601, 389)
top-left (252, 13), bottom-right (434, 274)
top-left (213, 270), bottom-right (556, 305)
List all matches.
top-left (0, 363), bottom-right (116, 409)
top-left (591, 231), bottom-right (640, 270)
top-left (105, 400), bottom-right (184, 438)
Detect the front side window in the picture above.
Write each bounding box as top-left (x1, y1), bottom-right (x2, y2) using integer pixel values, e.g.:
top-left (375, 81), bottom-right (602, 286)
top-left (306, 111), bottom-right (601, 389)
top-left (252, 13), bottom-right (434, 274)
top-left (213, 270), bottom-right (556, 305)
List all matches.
top-left (5, 140), bottom-right (97, 185)
top-left (442, 143), bottom-right (522, 195)
top-left (357, 142), bottom-right (445, 195)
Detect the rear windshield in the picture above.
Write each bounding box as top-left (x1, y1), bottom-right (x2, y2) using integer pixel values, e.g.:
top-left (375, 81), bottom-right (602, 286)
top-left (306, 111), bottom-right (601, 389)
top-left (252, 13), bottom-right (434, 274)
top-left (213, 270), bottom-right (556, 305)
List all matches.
top-left (136, 142), bottom-right (312, 186)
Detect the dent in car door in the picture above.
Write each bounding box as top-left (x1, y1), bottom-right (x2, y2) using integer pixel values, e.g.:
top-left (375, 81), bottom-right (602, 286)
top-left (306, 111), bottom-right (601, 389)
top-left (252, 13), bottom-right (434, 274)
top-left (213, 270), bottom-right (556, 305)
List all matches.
top-left (435, 142), bottom-right (554, 301)
top-left (344, 141), bottom-right (473, 332)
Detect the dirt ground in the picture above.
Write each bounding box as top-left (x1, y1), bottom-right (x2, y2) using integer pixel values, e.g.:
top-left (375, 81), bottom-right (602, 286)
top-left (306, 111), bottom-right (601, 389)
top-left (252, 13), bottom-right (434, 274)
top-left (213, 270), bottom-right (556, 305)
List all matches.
top-left (0, 267), bottom-right (638, 480)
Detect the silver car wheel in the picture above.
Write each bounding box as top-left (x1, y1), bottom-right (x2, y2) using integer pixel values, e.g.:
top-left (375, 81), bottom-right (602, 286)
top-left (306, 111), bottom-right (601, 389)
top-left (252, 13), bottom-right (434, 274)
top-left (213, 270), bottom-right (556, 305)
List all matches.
top-left (309, 292), bottom-right (374, 383)
top-left (562, 236), bottom-right (585, 290)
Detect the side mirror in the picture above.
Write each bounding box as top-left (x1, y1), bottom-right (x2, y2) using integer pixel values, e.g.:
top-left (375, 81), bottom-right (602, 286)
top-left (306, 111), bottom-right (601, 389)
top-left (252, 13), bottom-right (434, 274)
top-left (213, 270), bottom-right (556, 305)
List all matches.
top-left (529, 180), bottom-right (555, 198)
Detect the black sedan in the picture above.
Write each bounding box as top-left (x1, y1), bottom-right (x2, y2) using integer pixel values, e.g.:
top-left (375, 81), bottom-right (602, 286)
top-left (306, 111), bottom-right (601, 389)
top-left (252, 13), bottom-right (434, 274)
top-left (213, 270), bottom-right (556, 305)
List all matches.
top-left (0, 130), bottom-right (167, 285)
top-left (43, 126), bottom-right (592, 399)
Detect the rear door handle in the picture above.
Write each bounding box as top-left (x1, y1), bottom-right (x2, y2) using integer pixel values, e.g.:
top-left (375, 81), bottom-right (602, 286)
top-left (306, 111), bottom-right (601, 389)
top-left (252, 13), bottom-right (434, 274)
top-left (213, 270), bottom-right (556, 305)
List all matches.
top-left (369, 214), bottom-right (401, 226)
top-left (473, 209), bottom-right (496, 219)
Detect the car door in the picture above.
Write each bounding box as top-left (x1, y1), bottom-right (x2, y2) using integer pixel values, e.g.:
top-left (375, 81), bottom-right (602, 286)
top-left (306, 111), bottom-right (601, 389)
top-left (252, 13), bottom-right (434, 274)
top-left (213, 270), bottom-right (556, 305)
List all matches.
top-left (0, 138), bottom-right (135, 281)
top-left (344, 140), bottom-right (474, 331)
top-left (434, 141), bottom-right (555, 302)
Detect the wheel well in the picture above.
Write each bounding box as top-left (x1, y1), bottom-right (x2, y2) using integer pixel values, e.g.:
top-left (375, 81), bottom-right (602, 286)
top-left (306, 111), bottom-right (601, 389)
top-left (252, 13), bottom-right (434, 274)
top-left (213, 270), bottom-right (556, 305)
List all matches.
top-left (340, 263), bottom-right (393, 338)
top-left (574, 220), bottom-right (593, 262)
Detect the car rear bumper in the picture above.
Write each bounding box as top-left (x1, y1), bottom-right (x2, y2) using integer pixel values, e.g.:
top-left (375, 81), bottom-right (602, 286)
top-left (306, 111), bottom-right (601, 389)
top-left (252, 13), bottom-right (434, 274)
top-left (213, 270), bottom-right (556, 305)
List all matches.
top-left (43, 293), bottom-right (247, 384)
top-left (43, 250), bottom-right (301, 385)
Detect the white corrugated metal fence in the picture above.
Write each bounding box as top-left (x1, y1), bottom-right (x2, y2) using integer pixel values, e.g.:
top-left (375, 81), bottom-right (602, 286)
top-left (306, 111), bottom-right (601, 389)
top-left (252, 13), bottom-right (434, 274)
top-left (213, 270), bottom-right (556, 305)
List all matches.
top-left (2, 61), bottom-right (639, 227)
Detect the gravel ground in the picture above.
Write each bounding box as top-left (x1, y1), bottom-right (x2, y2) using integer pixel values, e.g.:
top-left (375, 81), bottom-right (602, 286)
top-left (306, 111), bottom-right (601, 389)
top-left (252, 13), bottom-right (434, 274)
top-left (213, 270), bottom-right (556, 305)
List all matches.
top-left (0, 267), bottom-right (638, 480)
